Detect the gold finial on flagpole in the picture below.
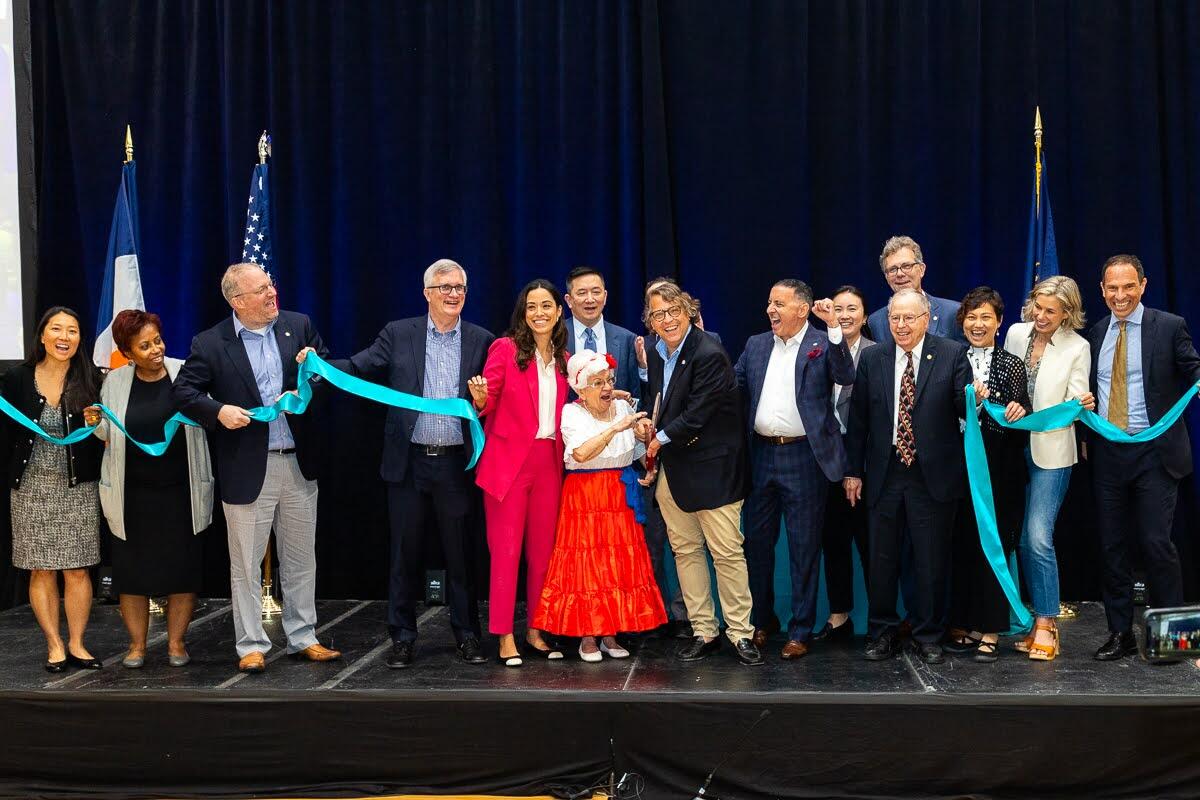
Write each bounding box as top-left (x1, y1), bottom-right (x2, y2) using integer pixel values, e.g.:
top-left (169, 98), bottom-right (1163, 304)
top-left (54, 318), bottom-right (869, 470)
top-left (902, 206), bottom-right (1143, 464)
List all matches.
top-left (1033, 107), bottom-right (1043, 215)
top-left (124, 125), bottom-right (133, 163)
top-left (257, 130), bottom-right (271, 165)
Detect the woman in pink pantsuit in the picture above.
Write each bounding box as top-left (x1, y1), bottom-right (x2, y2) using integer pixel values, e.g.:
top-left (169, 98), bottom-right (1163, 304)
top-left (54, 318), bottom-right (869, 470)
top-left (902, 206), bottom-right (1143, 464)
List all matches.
top-left (469, 279), bottom-right (569, 667)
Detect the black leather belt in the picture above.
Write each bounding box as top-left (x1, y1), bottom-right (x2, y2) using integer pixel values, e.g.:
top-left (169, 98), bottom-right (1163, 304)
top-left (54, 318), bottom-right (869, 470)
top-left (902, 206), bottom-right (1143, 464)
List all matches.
top-left (756, 434), bottom-right (806, 445)
top-left (416, 444), bottom-right (464, 456)
top-left (269, 448), bottom-right (297, 455)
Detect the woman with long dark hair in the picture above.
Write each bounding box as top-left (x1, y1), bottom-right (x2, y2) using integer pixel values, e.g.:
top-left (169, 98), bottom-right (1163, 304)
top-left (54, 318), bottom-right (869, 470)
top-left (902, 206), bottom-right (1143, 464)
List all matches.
top-left (468, 279), bottom-right (570, 666)
top-left (2, 307), bottom-right (105, 671)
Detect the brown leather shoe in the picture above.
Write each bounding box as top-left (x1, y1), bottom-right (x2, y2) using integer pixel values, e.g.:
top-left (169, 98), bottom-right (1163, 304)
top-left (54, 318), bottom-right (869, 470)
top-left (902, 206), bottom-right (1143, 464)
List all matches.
top-left (781, 640), bottom-right (809, 660)
top-left (751, 620), bottom-right (781, 649)
top-left (238, 651), bottom-right (266, 673)
top-left (290, 643), bottom-right (342, 662)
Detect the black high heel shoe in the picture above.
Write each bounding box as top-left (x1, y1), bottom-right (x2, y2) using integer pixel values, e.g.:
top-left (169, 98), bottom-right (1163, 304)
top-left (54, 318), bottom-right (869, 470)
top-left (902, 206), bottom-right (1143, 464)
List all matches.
top-left (66, 652), bottom-right (103, 670)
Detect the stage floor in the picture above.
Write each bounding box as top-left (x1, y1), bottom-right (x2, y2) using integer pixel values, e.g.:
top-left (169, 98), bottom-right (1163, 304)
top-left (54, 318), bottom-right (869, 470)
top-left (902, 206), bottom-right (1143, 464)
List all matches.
top-left (0, 598), bottom-right (1195, 696)
top-left (1, 599), bottom-right (1198, 800)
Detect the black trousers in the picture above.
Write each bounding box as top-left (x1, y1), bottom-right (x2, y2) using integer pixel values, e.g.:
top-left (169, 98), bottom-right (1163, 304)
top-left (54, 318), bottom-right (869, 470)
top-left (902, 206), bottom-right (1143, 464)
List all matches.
top-left (642, 481), bottom-right (688, 622)
top-left (949, 499), bottom-right (1013, 634)
top-left (822, 479), bottom-right (869, 615)
top-left (867, 455), bottom-right (956, 644)
top-left (387, 447), bottom-right (481, 644)
top-left (1092, 439), bottom-right (1184, 634)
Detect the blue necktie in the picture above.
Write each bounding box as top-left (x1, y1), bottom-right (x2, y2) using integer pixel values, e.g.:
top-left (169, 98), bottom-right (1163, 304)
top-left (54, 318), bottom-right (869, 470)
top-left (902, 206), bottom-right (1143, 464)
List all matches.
top-left (583, 327), bottom-right (597, 352)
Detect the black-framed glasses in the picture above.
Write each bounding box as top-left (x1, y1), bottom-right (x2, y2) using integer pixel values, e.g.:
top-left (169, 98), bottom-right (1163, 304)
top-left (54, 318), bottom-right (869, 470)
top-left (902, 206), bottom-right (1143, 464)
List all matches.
top-left (883, 261), bottom-right (922, 277)
top-left (648, 305), bottom-right (684, 324)
top-left (232, 273), bottom-right (277, 299)
top-left (429, 283), bottom-right (467, 296)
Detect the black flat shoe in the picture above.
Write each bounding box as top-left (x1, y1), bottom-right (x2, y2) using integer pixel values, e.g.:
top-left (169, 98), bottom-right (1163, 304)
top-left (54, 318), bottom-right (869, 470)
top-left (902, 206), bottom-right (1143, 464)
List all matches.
top-left (385, 641), bottom-right (413, 669)
top-left (66, 653), bottom-right (103, 670)
top-left (911, 641), bottom-right (945, 664)
top-left (733, 638), bottom-right (764, 666)
top-left (524, 642), bottom-right (564, 660)
top-left (497, 651), bottom-right (523, 668)
top-left (814, 620), bottom-right (855, 642)
top-left (44, 659), bottom-right (67, 673)
top-left (864, 631), bottom-right (901, 661)
top-left (944, 634), bottom-right (983, 655)
top-left (1094, 630), bottom-right (1138, 661)
top-left (457, 637), bottom-right (487, 665)
top-left (973, 640), bottom-right (1000, 663)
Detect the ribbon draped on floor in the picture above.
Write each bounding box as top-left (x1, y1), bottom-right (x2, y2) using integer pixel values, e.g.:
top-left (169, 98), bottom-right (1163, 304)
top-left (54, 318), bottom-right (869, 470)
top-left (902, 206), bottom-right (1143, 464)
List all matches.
top-left (964, 382), bottom-right (1200, 630)
top-left (0, 353), bottom-right (486, 468)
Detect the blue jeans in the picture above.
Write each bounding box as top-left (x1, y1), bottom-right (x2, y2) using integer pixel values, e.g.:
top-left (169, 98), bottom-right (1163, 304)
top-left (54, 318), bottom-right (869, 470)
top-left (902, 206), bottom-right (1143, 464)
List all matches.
top-left (1018, 448), bottom-right (1072, 619)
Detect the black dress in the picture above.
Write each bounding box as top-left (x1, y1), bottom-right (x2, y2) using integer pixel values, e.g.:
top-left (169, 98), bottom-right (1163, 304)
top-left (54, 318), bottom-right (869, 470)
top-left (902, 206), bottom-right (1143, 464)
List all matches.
top-left (111, 374), bottom-right (202, 596)
top-left (950, 347), bottom-right (1030, 634)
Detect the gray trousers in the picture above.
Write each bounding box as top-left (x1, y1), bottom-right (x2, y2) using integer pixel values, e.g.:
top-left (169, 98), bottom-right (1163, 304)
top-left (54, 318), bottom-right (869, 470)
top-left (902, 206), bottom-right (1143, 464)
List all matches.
top-left (222, 452), bottom-right (319, 657)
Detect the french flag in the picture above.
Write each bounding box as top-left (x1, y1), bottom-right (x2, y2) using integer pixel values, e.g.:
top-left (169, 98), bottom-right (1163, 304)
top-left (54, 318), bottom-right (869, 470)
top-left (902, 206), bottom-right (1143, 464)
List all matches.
top-left (93, 158), bottom-right (145, 368)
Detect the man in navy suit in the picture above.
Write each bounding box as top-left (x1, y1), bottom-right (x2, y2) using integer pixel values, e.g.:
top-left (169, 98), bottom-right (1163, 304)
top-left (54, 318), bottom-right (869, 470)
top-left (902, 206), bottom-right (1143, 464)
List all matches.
top-left (1083, 254), bottom-right (1200, 661)
top-left (735, 280), bottom-right (855, 659)
top-left (866, 235), bottom-right (965, 345)
top-left (304, 259), bottom-right (493, 668)
top-left (843, 289), bottom-right (972, 664)
top-left (563, 265), bottom-right (640, 403)
top-left (174, 263), bottom-right (341, 673)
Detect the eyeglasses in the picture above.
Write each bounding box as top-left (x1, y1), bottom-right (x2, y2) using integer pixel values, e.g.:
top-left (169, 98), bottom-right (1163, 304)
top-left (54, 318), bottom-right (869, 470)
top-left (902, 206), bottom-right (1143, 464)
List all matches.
top-left (586, 375), bottom-right (616, 389)
top-left (888, 311), bottom-right (929, 326)
top-left (429, 283), bottom-right (467, 296)
top-left (648, 305), bottom-right (685, 324)
top-left (883, 262), bottom-right (922, 277)
top-left (233, 274), bottom-right (277, 299)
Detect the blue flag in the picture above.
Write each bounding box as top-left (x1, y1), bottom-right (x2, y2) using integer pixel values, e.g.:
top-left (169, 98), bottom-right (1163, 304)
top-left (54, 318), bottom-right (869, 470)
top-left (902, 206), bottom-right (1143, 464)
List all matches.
top-left (241, 162), bottom-right (273, 269)
top-left (93, 161), bottom-right (145, 367)
top-left (1024, 148), bottom-right (1058, 290)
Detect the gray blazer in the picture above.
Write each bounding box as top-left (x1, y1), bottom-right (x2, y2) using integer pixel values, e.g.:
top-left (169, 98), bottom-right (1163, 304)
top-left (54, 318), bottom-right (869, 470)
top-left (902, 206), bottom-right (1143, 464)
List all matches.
top-left (95, 358), bottom-right (214, 539)
top-left (833, 334), bottom-right (876, 429)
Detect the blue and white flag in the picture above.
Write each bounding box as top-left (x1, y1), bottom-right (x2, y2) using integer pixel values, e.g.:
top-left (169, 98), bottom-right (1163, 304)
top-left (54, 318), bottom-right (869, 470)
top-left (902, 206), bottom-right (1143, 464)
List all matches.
top-left (241, 162), bottom-right (272, 268)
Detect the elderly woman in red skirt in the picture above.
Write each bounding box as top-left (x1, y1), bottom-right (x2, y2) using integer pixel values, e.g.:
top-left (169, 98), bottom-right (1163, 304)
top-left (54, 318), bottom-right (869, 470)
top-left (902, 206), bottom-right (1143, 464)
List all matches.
top-left (533, 351), bottom-right (667, 661)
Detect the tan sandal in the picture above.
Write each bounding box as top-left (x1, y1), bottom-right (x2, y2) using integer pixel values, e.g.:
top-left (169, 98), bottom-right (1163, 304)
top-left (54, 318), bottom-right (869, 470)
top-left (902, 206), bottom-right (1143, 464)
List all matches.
top-left (1028, 620), bottom-right (1060, 661)
top-left (1013, 630), bottom-right (1035, 653)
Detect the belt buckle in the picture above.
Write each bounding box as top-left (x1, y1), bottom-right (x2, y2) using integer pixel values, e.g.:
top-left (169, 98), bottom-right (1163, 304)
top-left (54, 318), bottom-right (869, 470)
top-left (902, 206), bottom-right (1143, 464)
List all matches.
top-left (423, 444), bottom-right (443, 456)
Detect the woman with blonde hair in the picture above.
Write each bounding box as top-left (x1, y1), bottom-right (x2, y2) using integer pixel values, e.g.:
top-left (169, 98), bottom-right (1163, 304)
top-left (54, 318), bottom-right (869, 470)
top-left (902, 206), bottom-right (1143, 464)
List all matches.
top-left (1002, 276), bottom-right (1095, 661)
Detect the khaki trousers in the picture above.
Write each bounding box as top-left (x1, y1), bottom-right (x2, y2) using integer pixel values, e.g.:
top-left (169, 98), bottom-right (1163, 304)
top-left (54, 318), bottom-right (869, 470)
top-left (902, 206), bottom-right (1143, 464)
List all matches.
top-left (655, 465), bottom-right (754, 642)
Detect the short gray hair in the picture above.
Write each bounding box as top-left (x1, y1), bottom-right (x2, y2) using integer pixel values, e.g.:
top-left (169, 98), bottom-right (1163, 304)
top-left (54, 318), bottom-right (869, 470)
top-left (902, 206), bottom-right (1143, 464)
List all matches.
top-left (879, 235), bottom-right (924, 270)
top-left (423, 259), bottom-right (467, 289)
top-left (887, 288), bottom-right (931, 315)
top-left (221, 263), bottom-right (267, 302)
top-left (643, 282), bottom-right (697, 330)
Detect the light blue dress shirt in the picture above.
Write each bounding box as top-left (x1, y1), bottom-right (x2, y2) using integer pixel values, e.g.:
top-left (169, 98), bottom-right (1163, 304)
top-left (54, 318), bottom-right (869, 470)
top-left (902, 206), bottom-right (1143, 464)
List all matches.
top-left (233, 313), bottom-right (295, 450)
top-left (654, 325), bottom-right (692, 445)
top-left (1097, 303), bottom-right (1148, 433)
top-left (412, 316), bottom-right (463, 445)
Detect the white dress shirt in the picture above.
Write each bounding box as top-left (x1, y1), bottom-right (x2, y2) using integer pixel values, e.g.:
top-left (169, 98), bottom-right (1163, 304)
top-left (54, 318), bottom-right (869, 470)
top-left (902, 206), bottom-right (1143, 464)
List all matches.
top-left (892, 336), bottom-right (925, 445)
top-left (754, 323), bottom-right (809, 437)
top-left (534, 350), bottom-right (557, 439)
top-left (831, 335), bottom-right (863, 433)
top-left (573, 316), bottom-right (607, 355)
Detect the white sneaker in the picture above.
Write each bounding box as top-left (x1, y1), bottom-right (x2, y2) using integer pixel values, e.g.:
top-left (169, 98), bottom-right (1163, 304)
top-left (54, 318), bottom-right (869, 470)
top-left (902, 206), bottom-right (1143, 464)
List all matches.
top-left (599, 639), bottom-right (630, 659)
top-left (578, 643), bottom-right (603, 663)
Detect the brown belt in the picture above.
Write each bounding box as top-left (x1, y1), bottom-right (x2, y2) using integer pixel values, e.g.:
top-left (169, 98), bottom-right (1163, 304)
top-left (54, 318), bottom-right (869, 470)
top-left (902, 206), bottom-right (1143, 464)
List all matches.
top-left (756, 434), bottom-right (806, 446)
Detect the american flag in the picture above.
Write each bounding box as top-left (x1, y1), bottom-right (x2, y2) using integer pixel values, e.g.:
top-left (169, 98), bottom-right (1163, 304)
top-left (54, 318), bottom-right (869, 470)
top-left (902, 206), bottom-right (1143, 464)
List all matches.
top-left (241, 161), bottom-right (272, 266)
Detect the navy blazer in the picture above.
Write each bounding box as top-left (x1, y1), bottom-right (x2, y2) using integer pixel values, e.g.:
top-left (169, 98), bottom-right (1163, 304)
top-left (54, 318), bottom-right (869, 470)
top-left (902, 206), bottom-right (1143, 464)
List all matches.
top-left (565, 317), bottom-right (641, 402)
top-left (644, 328), bottom-right (747, 513)
top-left (867, 294), bottom-right (966, 346)
top-left (334, 316), bottom-right (494, 483)
top-left (734, 325), bottom-right (855, 482)
top-left (173, 310), bottom-right (329, 505)
top-left (1086, 307), bottom-right (1200, 480)
top-left (845, 333), bottom-right (972, 507)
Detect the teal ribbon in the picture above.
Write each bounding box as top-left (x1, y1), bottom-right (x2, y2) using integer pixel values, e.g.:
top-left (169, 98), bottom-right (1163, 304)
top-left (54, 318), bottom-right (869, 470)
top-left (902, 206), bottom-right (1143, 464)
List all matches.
top-left (965, 381), bottom-right (1200, 629)
top-left (0, 353), bottom-right (485, 468)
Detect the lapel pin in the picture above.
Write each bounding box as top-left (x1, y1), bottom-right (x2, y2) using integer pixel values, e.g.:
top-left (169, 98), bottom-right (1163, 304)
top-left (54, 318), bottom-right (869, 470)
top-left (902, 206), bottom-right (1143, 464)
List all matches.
top-left (926, 354), bottom-right (932, 360)
top-left (284, 331), bottom-right (292, 337)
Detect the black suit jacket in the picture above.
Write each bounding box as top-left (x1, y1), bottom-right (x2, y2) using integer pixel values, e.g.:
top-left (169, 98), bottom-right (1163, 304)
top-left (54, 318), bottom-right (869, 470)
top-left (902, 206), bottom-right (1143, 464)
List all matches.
top-left (172, 310), bottom-right (329, 505)
top-left (845, 333), bottom-right (971, 507)
top-left (645, 327), bottom-right (747, 512)
top-left (1087, 307), bottom-right (1200, 479)
top-left (333, 316), bottom-right (494, 483)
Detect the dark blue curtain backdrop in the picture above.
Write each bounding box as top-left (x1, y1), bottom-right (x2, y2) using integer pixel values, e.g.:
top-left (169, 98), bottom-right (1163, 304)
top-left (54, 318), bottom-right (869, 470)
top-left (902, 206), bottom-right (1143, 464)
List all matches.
top-left (15, 1), bottom-right (1200, 602)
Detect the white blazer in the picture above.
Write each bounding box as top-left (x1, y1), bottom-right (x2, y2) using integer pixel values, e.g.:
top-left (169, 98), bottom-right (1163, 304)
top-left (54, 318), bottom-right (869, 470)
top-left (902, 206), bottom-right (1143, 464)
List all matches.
top-left (1003, 322), bottom-right (1091, 469)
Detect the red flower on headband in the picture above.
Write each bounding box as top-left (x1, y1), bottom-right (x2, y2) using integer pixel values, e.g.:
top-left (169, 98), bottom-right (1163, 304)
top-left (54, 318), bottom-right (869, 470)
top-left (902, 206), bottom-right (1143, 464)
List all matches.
top-left (605, 353), bottom-right (618, 370)
top-left (807, 347), bottom-right (823, 360)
